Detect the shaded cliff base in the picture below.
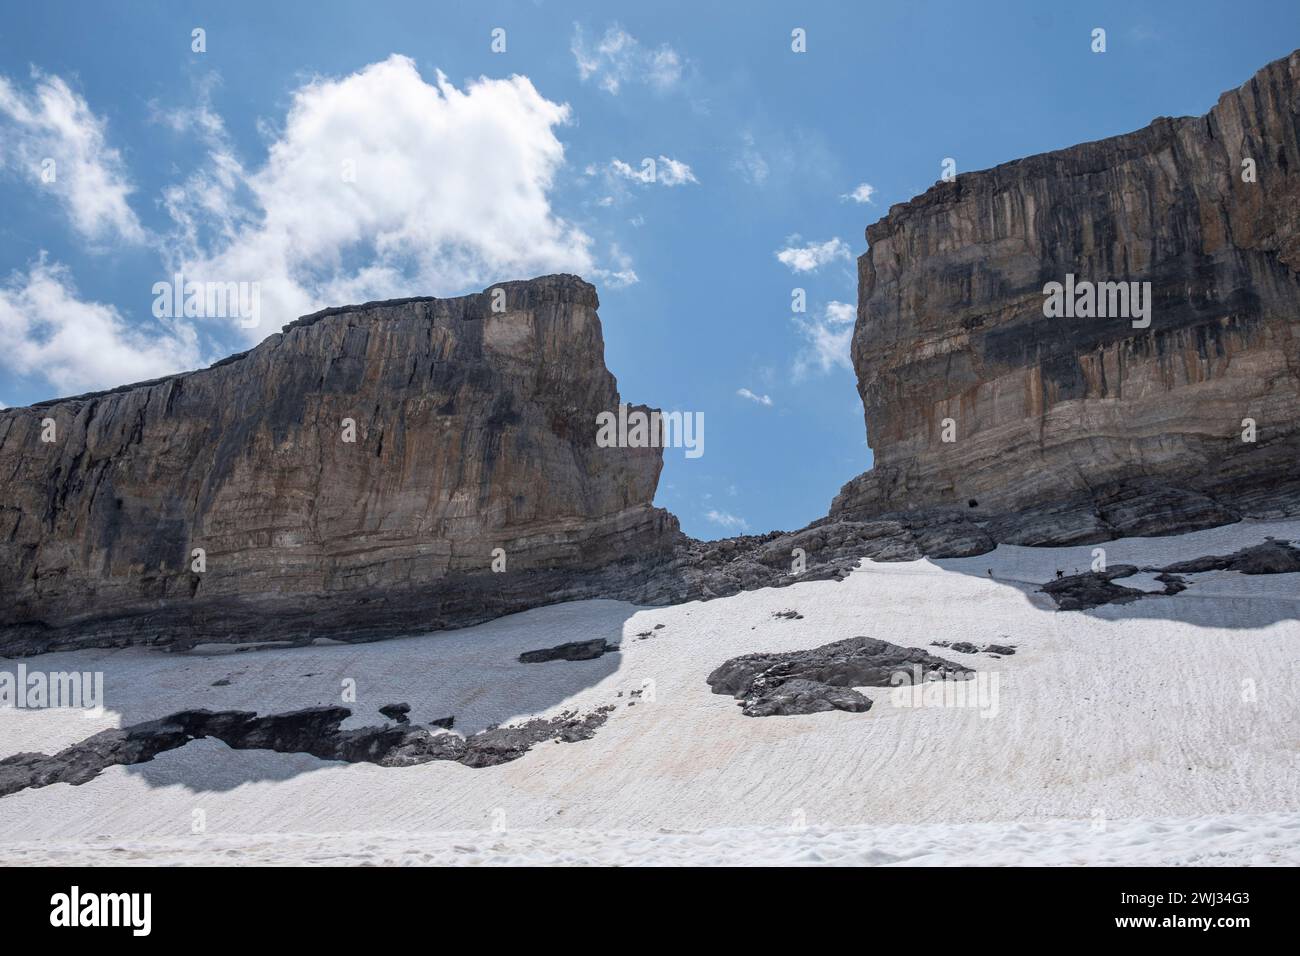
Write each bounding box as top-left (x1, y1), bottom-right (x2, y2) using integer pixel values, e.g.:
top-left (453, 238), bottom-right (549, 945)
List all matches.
top-left (652, 483), bottom-right (1299, 616)
top-left (7, 464), bottom-right (1300, 656)
top-left (0, 553), bottom-right (668, 656)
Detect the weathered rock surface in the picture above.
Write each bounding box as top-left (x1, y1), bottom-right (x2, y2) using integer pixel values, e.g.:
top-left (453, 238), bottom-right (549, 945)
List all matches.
top-left (0, 703), bottom-right (614, 797)
top-left (739, 678), bottom-right (873, 718)
top-left (458, 709), bottom-right (612, 769)
top-left (634, 512), bottom-right (997, 606)
top-left (833, 50), bottom-right (1300, 543)
top-left (0, 276), bottom-right (679, 654)
top-left (1157, 538), bottom-right (1300, 575)
top-left (1039, 565), bottom-right (1150, 611)
top-left (378, 702), bottom-right (411, 723)
top-left (707, 636), bottom-right (972, 717)
top-left (933, 640), bottom-right (1015, 656)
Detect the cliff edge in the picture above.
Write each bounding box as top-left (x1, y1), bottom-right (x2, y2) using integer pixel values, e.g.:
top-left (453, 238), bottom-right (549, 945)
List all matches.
top-left (833, 50), bottom-right (1300, 545)
top-left (0, 275), bottom-right (680, 653)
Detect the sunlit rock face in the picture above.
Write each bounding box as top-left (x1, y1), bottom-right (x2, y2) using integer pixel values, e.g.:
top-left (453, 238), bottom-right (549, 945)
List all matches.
top-left (0, 275), bottom-right (679, 653)
top-left (833, 50), bottom-right (1300, 542)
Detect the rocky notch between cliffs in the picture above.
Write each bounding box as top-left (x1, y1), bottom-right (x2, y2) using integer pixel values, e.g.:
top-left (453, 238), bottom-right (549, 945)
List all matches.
top-left (5, 52), bottom-right (1300, 655)
top-left (644, 51), bottom-right (1300, 588)
top-left (0, 272), bottom-right (988, 655)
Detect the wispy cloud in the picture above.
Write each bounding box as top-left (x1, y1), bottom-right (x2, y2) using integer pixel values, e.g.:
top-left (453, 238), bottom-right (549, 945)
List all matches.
top-left (736, 387), bottom-right (773, 406)
top-left (792, 300), bottom-right (855, 378)
top-left (733, 132), bottom-right (769, 185)
top-left (571, 24), bottom-right (684, 95)
top-left (0, 71), bottom-right (145, 244)
top-left (609, 155), bottom-right (698, 186)
top-left (824, 301), bottom-right (855, 325)
top-left (705, 509), bottom-right (749, 531)
top-left (0, 256), bottom-right (200, 394)
top-left (775, 235), bottom-right (851, 273)
top-left (591, 242), bottom-right (639, 289)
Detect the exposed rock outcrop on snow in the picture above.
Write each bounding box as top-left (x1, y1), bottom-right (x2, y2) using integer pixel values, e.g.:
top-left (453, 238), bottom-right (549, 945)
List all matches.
top-left (707, 636), bottom-right (972, 717)
top-left (518, 638), bottom-right (616, 663)
top-left (1157, 537), bottom-right (1300, 575)
top-left (0, 703), bottom-right (614, 796)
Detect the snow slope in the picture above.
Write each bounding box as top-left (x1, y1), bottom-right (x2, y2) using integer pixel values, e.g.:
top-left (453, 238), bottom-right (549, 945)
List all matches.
top-left (2, 518), bottom-right (1298, 865)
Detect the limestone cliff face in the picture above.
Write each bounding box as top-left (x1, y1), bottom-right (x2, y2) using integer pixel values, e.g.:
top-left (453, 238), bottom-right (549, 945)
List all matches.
top-left (0, 275), bottom-right (679, 653)
top-left (833, 50), bottom-right (1300, 542)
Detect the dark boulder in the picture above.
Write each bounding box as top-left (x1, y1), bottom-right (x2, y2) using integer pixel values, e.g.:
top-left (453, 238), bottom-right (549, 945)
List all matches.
top-left (708, 636), bottom-right (971, 699)
top-left (1040, 565), bottom-right (1146, 611)
top-left (1158, 539), bottom-right (1300, 575)
top-left (707, 636), bottom-right (971, 718)
top-left (518, 638), bottom-right (616, 664)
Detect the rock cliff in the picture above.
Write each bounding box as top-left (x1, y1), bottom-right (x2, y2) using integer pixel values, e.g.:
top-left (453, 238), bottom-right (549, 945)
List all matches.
top-left (7, 53), bottom-right (1300, 656)
top-left (832, 50), bottom-right (1300, 544)
top-left (0, 276), bottom-right (679, 653)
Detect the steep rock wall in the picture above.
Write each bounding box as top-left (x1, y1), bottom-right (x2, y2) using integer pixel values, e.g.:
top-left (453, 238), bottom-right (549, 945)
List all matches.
top-left (0, 275), bottom-right (679, 652)
top-left (833, 50), bottom-right (1300, 542)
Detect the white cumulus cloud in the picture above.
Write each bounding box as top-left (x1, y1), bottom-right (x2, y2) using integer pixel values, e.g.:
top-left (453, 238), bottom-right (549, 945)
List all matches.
top-left (164, 55), bottom-right (596, 341)
top-left (609, 155), bottom-right (697, 186)
top-left (842, 182), bottom-right (875, 203)
top-left (793, 300), bottom-right (855, 379)
top-left (0, 72), bottom-right (146, 244)
top-left (0, 257), bottom-right (200, 395)
top-left (736, 388), bottom-right (773, 406)
top-left (824, 301), bottom-right (855, 325)
top-left (775, 236), bottom-right (851, 273)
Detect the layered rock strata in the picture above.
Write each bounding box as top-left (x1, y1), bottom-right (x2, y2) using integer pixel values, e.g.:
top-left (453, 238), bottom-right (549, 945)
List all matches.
top-left (0, 276), bottom-right (678, 653)
top-left (832, 50), bottom-right (1300, 543)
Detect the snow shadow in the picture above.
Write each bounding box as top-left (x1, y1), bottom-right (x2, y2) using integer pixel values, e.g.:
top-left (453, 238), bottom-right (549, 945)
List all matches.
top-left (2, 599), bottom-right (642, 794)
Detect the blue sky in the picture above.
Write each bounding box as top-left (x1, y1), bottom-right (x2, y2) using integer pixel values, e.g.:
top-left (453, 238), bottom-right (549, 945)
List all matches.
top-left (1, 1), bottom-right (1297, 538)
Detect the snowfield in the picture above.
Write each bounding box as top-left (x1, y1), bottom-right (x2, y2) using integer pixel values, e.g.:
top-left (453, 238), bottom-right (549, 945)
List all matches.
top-left (5, 811), bottom-right (1298, 866)
top-left (2, 518), bottom-right (1298, 866)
